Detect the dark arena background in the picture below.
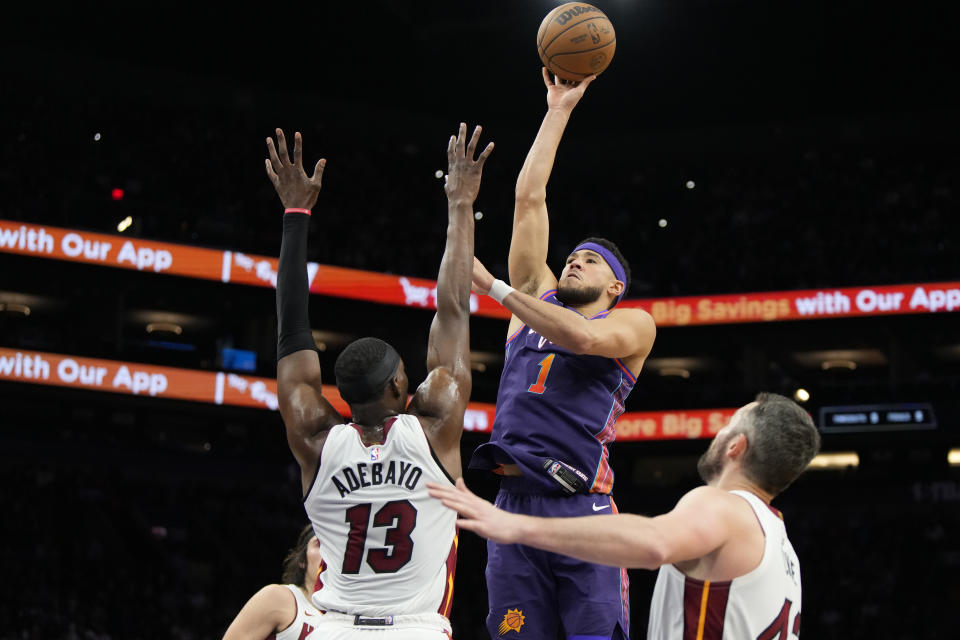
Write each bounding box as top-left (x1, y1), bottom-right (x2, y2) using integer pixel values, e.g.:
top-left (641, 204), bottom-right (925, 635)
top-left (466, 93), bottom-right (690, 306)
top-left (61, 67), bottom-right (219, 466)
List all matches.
top-left (2, 1), bottom-right (959, 638)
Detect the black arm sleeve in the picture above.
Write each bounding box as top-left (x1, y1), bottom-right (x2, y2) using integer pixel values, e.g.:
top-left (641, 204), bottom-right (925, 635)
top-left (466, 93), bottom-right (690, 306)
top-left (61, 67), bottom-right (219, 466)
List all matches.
top-left (276, 212), bottom-right (317, 361)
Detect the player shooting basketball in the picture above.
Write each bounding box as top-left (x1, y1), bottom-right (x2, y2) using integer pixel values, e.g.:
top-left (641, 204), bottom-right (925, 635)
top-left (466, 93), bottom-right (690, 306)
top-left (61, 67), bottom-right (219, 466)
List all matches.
top-left (266, 124), bottom-right (492, 639)
top-left (432, 393), bottom-right (821, 639)
top-left (467, 68), bottom-right (656, 640)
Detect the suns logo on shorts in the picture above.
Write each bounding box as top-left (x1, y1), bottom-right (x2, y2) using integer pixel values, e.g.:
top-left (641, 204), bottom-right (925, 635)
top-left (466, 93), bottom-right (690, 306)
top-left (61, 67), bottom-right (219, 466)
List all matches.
top-left (498, 608), bottom-right (525, 635)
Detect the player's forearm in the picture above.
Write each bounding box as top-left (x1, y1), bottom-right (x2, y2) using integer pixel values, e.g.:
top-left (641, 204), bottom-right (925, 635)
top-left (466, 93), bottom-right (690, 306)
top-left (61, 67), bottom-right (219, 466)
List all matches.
top-left (515, 108), bottom-right (573, 202)
top-left (500, 288), bottom-right (592, 353)
top-left (435, 199), bottom-right (475, 317)
top-left (276, 212), bottom-right (316, 360)
top-left (519, 513), bottom-right (665, 570)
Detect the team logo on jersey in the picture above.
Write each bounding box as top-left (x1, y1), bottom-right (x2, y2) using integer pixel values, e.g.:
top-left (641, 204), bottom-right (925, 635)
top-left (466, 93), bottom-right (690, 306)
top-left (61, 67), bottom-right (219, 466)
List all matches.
top-left (369, 446), bottom-right (382, 461)
top-left (497, 608), bottom-right (525, 635)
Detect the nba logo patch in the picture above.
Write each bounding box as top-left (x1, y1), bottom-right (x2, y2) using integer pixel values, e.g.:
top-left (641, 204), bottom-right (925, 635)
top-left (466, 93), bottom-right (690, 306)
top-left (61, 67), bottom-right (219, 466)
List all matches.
top-left (369, 446), bottom-right (382, 461)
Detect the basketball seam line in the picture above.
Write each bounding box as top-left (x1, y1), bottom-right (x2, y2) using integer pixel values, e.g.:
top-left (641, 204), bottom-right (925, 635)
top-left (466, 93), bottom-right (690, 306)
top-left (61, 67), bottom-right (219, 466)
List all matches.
top-left (539, 15), bottom-right (610, 57)
top-left (546, 38), bottom-right (617, 76)
top-left (547, 37), bottom-right (616, 62)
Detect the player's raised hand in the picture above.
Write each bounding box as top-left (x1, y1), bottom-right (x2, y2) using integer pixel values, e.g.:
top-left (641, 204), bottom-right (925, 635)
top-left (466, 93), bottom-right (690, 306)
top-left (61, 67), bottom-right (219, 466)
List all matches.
top-left (444, 122), bottom-right (494, 204)
top-left (265, 129), bottom-right (326, 210)
top-left (427, 478), bottom-right (524, 544)
top-left (543, 67), bottom-right (596, 111)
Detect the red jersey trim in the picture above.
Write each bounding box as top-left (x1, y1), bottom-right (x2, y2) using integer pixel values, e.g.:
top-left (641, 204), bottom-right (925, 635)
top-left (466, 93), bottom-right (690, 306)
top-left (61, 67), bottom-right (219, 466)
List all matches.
top-left (348, 416), bottom-right (398, 444)
top-left (313, 558), bottom-right (326, 593)
top-left (682, 576), bottom-right (731, 640)
top-left (614, 358), bottom-right (638, 384)
top-left (437, 532), bottom-right (459, 618)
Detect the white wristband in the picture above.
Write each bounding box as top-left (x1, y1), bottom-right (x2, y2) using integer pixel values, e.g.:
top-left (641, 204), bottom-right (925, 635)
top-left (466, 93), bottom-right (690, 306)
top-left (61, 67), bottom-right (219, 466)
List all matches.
top-left (488, 279), bottom-right (515, 304)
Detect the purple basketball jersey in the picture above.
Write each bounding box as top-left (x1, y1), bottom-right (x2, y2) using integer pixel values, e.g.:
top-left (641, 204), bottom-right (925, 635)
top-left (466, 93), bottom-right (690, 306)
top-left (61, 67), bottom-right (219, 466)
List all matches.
top-left (469, 290), bottom-right (636, 494)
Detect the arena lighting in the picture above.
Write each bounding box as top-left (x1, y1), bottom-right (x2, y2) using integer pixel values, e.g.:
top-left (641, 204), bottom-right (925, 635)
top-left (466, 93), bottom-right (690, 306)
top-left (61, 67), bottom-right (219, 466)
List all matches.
top-left (145, 322), bottom-right (182, 335)
top-left (658, 218), bottom-right (668, 228)
top-left (117, 216), bottom-right (133, 232)
top-left (685, 180), bottom-right (695, 189)
top-left (807, 452), bottom-right (859, 470)
top-left (822, 359), bottom-right (857, 371)
top-left (0, 303), bottom-right (30, 316)
top-left (794, 388), bottom-right (810, 403)
top-left (434, 170), bottom-right (443, 179)
top-left (658, 367), bottom-right (690, 379)
top-left (93, 132), bottom-right (102, 141)
top-left (949, 449), bottom-right (960, 466)
top-left (111, 188), bottom-right (125, 201)
top-left (475, 211), bottom-right (483, 220)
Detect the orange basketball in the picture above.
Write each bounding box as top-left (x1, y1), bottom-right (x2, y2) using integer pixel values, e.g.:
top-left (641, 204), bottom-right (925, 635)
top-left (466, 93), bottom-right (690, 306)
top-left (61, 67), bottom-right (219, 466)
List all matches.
top-left (537, 2), bottom-right (616, 81)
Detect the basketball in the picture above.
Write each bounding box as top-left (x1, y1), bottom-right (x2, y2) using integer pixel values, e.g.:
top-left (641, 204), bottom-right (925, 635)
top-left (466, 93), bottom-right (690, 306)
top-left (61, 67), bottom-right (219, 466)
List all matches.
top-left (537, 2), bottom-right (616, 81)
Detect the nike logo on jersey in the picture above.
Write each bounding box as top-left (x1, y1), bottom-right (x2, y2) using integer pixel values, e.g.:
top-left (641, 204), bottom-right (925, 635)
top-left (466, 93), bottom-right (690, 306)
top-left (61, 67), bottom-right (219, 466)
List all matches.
top-left (592, 503), bottom-right (611, 511)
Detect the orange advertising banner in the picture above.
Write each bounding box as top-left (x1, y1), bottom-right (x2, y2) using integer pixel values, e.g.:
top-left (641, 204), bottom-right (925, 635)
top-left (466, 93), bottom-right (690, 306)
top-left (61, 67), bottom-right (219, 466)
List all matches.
top-left (8, 219), bottom-right (954, 326)
top-left (619, 283), bottom-right (960, 327)
top-left (0, 348), bottom-right (735, 440)
top-left (0, 219), bottom-right (508, 319)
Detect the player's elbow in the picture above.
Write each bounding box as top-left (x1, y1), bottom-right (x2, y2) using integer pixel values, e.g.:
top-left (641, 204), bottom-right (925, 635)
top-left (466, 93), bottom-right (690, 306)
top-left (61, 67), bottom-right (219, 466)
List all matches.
top-left (633, 531), bottom-right (671, 570)
top-left (436, 295), bottom-right (472, 318)
top-left (568, 329), bottom-right (597, 355)
top-left (514, 188), bottom-right (547, 207)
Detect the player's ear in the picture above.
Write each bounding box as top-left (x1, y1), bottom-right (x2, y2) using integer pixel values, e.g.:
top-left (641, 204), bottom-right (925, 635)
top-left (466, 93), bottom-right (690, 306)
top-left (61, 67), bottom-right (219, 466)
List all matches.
top-left (608, 280), bottom-right (624, 298)
top-left (388, 370), bottom-right (405, 399)
top-left (727, 432), bottom-right (748, 459)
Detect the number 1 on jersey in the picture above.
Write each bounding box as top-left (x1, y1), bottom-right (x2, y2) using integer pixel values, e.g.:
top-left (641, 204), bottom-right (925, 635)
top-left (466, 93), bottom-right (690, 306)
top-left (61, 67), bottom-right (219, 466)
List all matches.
top-left (527, 353), bottom-right (556, 394)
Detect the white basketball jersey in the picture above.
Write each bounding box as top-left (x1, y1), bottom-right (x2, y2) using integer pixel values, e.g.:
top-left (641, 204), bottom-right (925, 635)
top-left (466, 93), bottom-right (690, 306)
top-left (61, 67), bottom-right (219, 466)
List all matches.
top-left (304, 414), bottom-right (458, 617)
top-left (647, 490), bottom-right (802, 640)
top-left (273, 585), bottom-right (323, 640)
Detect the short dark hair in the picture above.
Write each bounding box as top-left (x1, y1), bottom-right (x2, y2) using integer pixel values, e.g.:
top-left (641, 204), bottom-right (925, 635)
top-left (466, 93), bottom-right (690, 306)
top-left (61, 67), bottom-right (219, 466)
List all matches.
top-left (334, 337), bottom-right (399, 403)
top-left (576, 237), bottom-right (631, 304)
top-left (739, 392), bottom-right (821, 495)
top-left (280, 524), bottom-right (316, 587)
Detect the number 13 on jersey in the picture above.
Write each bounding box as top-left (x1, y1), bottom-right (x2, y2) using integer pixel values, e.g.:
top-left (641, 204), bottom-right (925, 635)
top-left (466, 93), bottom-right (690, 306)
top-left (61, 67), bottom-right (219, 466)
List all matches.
top-left (342, 500), bottom-right (417, 574)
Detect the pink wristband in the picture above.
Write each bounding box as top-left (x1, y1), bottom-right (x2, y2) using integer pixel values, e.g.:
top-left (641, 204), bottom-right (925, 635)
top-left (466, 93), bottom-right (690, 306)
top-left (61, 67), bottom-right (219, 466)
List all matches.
top-left (284, 208), bottom-right (311, 215)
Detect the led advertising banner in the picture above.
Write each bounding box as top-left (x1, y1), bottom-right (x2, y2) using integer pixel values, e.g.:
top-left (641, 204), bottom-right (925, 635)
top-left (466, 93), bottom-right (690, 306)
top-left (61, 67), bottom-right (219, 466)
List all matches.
top-left (819, 403), bottom-right (937, 433)
top-left (0, 219), bottom-right (505, 318)
top-left (0, 348), bottom-right (738, 441)
top-left (3, 219), bottom-right (960, 326)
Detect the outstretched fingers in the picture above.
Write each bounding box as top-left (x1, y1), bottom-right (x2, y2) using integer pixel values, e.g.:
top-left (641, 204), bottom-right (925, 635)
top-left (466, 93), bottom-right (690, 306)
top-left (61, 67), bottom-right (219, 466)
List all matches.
top-left (475, 141), bottom-right (494, 168)
top-left (466, 124), bottom-right (482, 160)
top-left (266, 136), bottom-right (282, 170)
top-left (293, 131), bottom-right (303, 168)
top-left (275, 128), bottom-right (291, 164)
top-left (310, 158), bottom-right (326, 186)
top-left (455, 122), bottom-right (467, 157)
top-left (447, 133), bottom-right (456, 164)
top-left (264, 158), bottom-right (279, 186)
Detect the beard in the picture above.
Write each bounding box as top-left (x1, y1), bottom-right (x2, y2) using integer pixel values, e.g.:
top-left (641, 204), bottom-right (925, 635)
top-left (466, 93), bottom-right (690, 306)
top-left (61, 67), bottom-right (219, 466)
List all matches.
top-left (697, 431), bottom-right (733, 484)
top-left (556, 283), bottom-right (604, 307)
